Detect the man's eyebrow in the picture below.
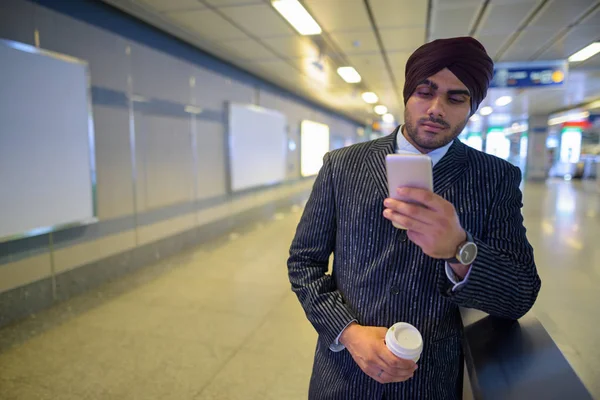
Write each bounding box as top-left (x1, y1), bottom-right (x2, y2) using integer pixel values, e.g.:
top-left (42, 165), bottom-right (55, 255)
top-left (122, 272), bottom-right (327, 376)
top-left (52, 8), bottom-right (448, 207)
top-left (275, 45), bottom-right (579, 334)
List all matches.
top-left (417, 80), bottom-right (470, 96)
top-left (448, 89), bottom-right (471, 97)
top-left (417, 79), bottom-right (438, 91)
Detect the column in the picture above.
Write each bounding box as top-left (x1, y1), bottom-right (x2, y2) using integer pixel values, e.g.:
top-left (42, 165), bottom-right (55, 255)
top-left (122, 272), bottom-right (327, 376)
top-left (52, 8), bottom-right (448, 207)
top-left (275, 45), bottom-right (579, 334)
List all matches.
top-left (526, 115), bottom-right (549, 181)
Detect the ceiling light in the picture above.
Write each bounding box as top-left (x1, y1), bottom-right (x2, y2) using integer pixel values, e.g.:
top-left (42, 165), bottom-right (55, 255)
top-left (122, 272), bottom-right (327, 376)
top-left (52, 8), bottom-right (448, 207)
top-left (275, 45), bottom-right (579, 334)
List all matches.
top-left (480, 106), bottom-right (493, 116)
top-left (337, 66), bottom-right (361, 83)
top-left (271, 0), bottom-right (322, 36)
top-left (568, 42), bottom-right (600, 62)
top-left (548, 111), bottom-right (590, 126)
top-left (505, 123), bottom-right (528, 135)
top-left (374, 105), bottom-right (388, 115)
top-left (585, 99), bottom-right (600, 110)
top-left (469, 114), bottom-right (480, 121)
top-left (382, 113), bottom-right (395, 123)
top-left (362, 92), bottom-right (379, 104)
top-left (495, 96), bottom-right (513, 107)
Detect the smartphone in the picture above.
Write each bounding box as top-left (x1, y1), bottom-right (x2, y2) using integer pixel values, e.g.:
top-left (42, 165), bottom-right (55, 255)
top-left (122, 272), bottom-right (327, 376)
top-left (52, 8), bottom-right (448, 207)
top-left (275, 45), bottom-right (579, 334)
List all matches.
top-left (385, 154), bottom-right (433, 229)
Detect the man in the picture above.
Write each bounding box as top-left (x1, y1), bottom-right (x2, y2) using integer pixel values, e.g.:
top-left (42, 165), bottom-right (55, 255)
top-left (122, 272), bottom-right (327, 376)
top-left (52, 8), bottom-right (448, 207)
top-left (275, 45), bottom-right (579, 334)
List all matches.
top-left (287, 37), bottom-right (541, 399)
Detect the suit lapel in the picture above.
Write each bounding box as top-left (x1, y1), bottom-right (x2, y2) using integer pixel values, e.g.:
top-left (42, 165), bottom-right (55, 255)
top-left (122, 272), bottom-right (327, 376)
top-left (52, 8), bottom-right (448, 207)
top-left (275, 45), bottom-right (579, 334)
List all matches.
top-left (433, 139), bottom-right (468, 195)
top-left (366, 127), bottom-right (399, 200)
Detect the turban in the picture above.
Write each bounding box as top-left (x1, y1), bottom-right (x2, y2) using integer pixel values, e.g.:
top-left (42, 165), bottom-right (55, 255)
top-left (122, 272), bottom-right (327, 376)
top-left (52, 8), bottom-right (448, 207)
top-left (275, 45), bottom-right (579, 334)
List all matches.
top-left (403, 37), bottom-right (494, 115)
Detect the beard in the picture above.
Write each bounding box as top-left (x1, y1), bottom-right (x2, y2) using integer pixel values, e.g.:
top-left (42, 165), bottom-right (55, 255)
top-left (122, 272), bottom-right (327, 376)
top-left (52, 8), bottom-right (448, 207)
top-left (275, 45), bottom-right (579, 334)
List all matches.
top-left (404, 109), bottom-right (468, 152)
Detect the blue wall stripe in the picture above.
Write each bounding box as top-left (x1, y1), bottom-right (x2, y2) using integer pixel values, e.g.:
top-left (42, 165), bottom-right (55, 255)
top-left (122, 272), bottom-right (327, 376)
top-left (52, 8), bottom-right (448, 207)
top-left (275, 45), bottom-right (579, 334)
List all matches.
top-left (0, 234), bottom-right (51, 265)
top-left (193, 194), bottom-right (230, 211)
top-left (91, 87), bottom-right (128, 109)
top-left (51, 215), bottom-right (136, 250)
top-left (133, 99), bottom-right (190, 119)
top-left (135, 202), bottom-right (196, 228)
top-left (91, 86), bottom-right (225, 123)
top-left (200, 109), bottom-right (225, 124)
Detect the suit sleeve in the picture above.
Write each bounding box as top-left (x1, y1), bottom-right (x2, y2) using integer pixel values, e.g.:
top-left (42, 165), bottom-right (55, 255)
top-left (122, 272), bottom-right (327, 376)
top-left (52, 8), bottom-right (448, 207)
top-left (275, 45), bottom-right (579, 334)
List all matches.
top-left (439, 165), bottom-right (541, 319)
top-left (288, 152), bottom-right (358, 346)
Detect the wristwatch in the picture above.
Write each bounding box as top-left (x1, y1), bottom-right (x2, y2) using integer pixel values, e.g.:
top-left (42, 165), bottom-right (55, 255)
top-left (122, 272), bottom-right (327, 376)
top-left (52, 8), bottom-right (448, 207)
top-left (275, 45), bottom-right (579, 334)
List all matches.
top-left (445, 231), bottom-right (477, 265)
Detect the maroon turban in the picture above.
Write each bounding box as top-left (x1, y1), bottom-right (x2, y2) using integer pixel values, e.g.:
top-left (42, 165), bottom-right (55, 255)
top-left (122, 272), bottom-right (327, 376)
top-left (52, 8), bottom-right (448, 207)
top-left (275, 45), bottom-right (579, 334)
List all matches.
top-left (403, 37), bottom-right (494, 115)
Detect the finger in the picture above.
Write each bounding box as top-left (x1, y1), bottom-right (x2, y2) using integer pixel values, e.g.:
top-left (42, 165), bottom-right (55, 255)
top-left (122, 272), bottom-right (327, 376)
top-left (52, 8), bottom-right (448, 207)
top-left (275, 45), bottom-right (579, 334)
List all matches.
top-left (374, 363), bottom-right (415, 380)
top-left (383, 367), bottom-right (416, 381)
top-left (384, 199), bottom-right (435, 225)
top-left (368, 368), bottom-right (413, 384)
top-left (383, 210), bottom-right (430, 234)
top-left (375, 368), bottom-right (415, 384)
top-left (368, 366), bottom-right (387, 384)
top-left (379, 353), bottom-right (417, 370)
top-left (365, 356), bottom-right (415, 384)
top-left (377, 348), bottom-right (417, 370)
top-left (384, 368), bottom-right (417, 384)
top-left (388, 373), bottom-right (415, 383)
top-left (396, 188), bottom-right (442, 211)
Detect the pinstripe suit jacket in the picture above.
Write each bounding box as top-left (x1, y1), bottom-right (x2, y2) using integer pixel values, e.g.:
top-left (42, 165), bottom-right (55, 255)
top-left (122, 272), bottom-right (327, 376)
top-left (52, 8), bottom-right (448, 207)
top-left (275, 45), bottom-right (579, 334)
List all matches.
top-left (288, 127), bottom-right (541, 399)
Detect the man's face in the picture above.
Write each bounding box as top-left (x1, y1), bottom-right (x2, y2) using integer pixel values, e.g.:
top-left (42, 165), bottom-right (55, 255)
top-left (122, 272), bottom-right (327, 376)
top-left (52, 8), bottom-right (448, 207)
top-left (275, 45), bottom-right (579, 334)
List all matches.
top-left (403, 68), bottom-right (472, 153)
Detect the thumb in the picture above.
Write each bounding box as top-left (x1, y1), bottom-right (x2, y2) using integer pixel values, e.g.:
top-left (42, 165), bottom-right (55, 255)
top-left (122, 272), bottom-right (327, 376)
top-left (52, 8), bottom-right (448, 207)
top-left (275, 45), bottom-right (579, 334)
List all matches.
top-left (372, 326), bottom-right (389, 338)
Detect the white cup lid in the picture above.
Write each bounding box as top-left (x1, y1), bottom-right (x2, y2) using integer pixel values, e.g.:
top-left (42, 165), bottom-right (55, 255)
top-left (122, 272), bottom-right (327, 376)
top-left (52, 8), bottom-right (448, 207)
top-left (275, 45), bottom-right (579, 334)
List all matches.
top-left (388, 322), bottom-right (423, 351)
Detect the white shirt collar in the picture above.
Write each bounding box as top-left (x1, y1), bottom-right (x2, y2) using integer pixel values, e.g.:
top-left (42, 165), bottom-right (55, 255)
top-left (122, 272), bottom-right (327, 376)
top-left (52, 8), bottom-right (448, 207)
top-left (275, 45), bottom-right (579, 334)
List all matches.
top-left (396, 126), bottom-right (453, 167)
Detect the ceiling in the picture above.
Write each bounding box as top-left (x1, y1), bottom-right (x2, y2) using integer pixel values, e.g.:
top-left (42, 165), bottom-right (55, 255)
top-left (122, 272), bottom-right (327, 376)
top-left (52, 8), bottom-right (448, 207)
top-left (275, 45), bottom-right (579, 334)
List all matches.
top-left (101, 0), bottom-right (600, 127)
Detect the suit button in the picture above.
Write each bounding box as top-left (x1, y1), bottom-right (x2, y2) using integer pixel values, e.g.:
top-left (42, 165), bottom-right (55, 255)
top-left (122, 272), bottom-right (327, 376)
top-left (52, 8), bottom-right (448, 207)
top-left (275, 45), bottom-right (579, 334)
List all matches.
top-left (400, 232), bottom-right (408, 242)
top-left (390, 286), bottom-right (400, 295)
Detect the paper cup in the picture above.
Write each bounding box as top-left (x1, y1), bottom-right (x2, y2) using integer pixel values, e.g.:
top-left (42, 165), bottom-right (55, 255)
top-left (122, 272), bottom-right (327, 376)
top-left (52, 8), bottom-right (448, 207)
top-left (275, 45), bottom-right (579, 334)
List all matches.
top-left (385, 322), bottom-right (423, 362)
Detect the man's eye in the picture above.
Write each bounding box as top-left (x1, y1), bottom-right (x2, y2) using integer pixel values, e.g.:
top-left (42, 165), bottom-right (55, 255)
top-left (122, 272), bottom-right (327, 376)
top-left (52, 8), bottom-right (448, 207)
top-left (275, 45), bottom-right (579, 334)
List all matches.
top-left (418, 91), bottom-right (432, 96)
top-left (449, 97), bottom-right (466, 104)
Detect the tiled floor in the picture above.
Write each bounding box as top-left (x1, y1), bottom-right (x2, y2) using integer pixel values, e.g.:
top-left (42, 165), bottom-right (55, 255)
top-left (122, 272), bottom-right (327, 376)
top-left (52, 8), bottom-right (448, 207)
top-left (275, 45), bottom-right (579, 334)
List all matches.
top-left (0, 180), bottom-right (599, 399)
top-left (521, 179), bottom-right (600, 398)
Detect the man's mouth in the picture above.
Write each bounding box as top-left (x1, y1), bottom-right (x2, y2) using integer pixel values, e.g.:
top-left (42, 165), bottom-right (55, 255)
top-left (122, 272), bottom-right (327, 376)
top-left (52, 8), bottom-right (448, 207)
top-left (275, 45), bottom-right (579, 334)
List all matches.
top-left (420, 122), bottom-right (446, 132)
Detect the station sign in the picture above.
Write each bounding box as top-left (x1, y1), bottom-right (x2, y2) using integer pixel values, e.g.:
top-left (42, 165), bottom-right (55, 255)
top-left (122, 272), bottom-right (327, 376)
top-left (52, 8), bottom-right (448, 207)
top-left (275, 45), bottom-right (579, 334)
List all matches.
top-left (491, 61), bottom-right (568, 88)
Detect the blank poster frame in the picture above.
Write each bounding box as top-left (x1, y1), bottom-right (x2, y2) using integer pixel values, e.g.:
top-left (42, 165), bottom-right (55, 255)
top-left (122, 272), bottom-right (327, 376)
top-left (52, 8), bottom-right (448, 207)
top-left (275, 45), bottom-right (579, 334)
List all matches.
top-left (227, 103), bottom-right (288, 193)
top-left (300, 120), bottom-right (330, 177)
top-left (0, 39), bottom-right (97, 243)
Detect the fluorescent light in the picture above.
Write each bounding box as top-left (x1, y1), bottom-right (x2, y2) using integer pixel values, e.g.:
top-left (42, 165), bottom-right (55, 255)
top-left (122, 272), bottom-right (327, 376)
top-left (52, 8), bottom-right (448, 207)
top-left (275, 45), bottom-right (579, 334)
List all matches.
top-left (272, 0), bottom-right (322, 36)
top-left (495, 96), bottom-right (513, 107)
top-left (362, 92), bottom-right (379, 104)
top-left (337, 66), bottom-right (361, 83)
top-left (480, 106), bottom-right (493, 116)
top-left (584, 99), bottom-right (600, 110)
top-left (382, 113), bottom-right (395, 123)
top-left (568, 42), bottom-right (600, 62)
top-left (489, 113), bottom-right (511, 125)
top-left (470, 114), bottom-right (480, 121)
top-left (548, 111), bottom-right (589, 126)
top-left (505, 123), bottom-right (528, 135)
top-left (585, 100), bottom-right (600, 110)
top-left (374, 105), bottom-right (388, 115)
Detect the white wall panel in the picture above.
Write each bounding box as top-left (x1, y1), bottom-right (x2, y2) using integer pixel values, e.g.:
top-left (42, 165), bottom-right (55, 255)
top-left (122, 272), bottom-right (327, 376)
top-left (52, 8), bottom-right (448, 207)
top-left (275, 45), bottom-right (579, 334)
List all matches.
top-left (131, 43), bottom-right (193, 103)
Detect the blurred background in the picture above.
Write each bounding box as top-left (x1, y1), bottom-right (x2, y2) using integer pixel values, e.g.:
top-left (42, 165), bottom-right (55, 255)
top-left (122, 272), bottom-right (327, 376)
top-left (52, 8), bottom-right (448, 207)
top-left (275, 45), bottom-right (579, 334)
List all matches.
top-left (0, 0), bottom-right (599, 399)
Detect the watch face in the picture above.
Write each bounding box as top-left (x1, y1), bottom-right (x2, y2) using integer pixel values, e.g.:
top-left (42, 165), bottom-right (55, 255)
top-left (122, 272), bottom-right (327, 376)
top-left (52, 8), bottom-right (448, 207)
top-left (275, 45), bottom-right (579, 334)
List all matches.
top-left (459, 242), bottom-right (478, 264)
